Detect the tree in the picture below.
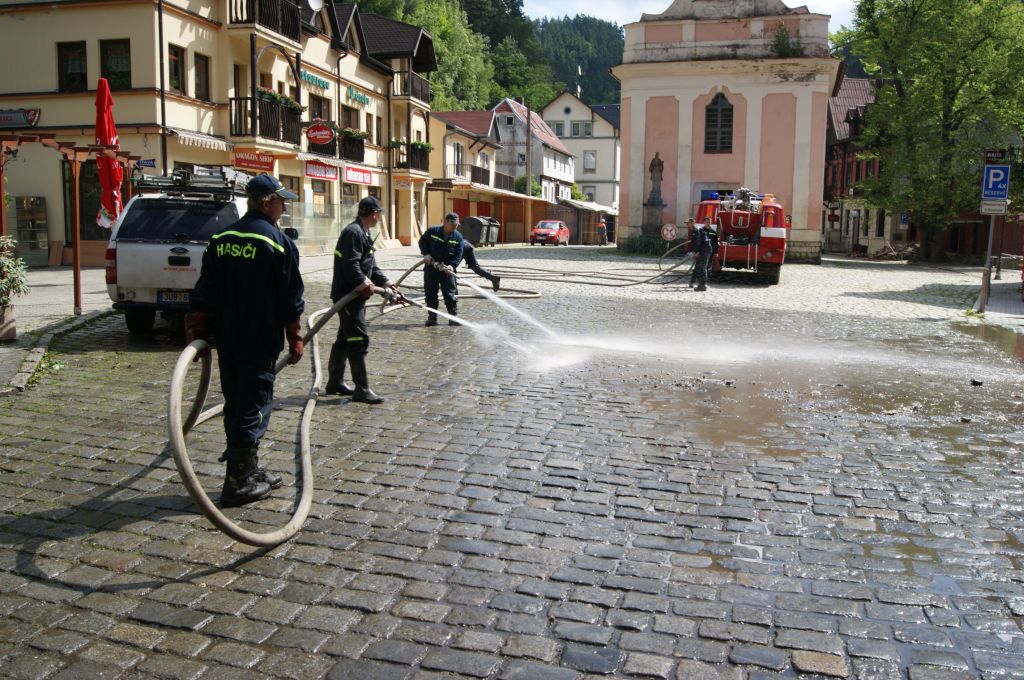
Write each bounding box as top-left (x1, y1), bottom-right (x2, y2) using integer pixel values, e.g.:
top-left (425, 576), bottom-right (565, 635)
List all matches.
top-left (489, 36), bottom-right (560, 109)
top-left (534, 16), bottom-right (624, 105)
top-left (514, 174), bottom-right (541, 197)
top-left (404, 0), bottom-right (495, 109)
top-left (837, 0), bottom-right (1024, 259)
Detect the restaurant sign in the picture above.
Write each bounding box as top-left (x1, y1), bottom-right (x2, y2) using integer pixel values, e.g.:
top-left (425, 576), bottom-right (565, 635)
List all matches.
top-left (0, 109), bottom-right (41, 128)
top-left (306, 160), bottom-right (338, 181)
top-left (233, 151), bottom-right (275, 172)
top-left (347, 86), bottom-right (371, 107)
top-left (300, 70), bottom-right (330, 90)
top-left (344, 165), bottom-right (372, 185)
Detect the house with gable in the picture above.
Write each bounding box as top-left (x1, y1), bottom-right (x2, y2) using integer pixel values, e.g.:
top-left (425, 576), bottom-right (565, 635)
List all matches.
top-left (491, 97), bottom-right (575, 205)
top-left (541, 91), bottom-right (621, 241)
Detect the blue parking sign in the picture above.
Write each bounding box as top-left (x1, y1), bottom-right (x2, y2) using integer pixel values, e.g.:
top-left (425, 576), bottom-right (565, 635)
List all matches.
top-left (982, 164), bottom-right (1010, 200)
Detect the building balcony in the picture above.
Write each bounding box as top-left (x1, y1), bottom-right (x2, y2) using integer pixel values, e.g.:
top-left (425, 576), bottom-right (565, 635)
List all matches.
top-left (340, 136), bottom-right (365, 163)
top-left (394, 145), bottom-right (429, 173)
top-left (494, 171), bottom-right (514, 193)
top-left (229, 96), bottom-right (303, 145)
top-left (228, 0), bottom-right (301, 42)
top-left (394, 71), bottom-right (431, 105)
top-left (307, 139), bottom-right (336, 157)
top-left (447, 164), bottom-right (471, 182)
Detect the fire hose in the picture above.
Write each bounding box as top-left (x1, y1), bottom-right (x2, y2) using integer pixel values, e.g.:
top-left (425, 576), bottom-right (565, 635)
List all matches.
top-left (167, 286), bottom-right (408, 547)
top-left (167, 257), bottom-right (512, 547)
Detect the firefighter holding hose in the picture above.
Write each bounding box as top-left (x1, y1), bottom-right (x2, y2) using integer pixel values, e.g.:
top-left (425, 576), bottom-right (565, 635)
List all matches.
top-left (325, 195), bottom-right (400, 404)
top-left (186, 173), bottom-right (305, 508)
top-left (419, 212), bottom-right (465, 326)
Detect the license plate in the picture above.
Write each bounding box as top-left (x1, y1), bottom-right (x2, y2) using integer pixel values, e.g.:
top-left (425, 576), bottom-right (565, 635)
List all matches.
top-left (157, 290), bottom-right (190, 304)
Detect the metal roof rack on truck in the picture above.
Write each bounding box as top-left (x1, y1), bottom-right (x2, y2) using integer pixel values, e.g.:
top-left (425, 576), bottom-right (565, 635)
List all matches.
top-left (136, 166), bottom-right (250, 198)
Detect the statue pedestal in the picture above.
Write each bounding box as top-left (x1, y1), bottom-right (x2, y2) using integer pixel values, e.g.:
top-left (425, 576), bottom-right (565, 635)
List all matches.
top-left (642, 201), bottom-right (665, 238)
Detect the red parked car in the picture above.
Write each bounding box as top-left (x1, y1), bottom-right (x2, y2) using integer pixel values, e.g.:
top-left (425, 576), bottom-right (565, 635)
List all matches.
top-left (530, 220), bottom-right (570, 246)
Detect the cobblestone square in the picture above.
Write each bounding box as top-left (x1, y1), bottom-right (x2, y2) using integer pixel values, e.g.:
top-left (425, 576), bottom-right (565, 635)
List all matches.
top-left (1, 249), bottom-right (1022, 679)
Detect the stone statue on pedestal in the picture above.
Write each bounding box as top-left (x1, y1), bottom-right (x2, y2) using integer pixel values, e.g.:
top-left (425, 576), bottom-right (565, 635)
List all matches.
top-left (643, 152), bottom-right (666, 236)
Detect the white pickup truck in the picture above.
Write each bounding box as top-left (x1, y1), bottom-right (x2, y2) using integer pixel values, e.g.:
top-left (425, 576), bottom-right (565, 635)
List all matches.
top-left (105, 168), bottom-right (249, 334)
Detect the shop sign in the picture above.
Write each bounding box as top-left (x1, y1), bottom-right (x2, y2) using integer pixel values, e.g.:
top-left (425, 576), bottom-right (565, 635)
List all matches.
top-left (345, 165), bottom-right (372, 185)
top-left (347, 85), bottom-right (371, 107)
top-left (306, 122), bottom-right (335, 145)
top-left (306, 160), bottom-right (338, 181)
top-left (0, 108), bottom-right (40, 128)
top-left (138, 158), bottom-right (157, 168)
top-left (300, 70), bottom-right (330, 90)
top-left (234, 151), bottom-right (275, 172)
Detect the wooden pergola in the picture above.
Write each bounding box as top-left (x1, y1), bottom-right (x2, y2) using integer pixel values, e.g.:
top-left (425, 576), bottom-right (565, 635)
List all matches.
top-left (1, 132), bottom-right (140, 314)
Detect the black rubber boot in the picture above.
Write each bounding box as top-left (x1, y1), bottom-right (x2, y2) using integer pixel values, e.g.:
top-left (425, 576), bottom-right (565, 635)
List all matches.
top-left (349, 355), bottom-right (384, 404)
top-left (695, 282), bottom-right (707, 292)
top-left (446, 302), bottom-right (460, 326)
top-left (220, 446), bottom-right (273, 508)
top-left (425, 305), bottom-right (438, 327)
top-left (324, 342), bottom-right (354, 395)
top-left (490, 275), bottom-right (501, 292)
top-left (252, 450), bottom-right (283, 489)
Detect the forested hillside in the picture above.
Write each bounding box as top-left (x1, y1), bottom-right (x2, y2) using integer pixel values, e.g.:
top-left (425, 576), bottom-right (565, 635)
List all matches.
top-left (351, 0), bottom-right (624, 110)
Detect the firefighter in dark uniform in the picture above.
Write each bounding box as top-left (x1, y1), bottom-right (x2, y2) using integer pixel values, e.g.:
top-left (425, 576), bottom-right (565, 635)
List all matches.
top-left (419, 212), bottom-right (465, 326)
top-left (325, 195), bottom-right (400, 404)
top-left (691, 216), bottom-right (718, 292)
top-left (187, 173), bottom-right (305, 508)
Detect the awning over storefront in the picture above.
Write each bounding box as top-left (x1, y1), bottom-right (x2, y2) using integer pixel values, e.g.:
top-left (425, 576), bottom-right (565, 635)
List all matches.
top-left (296, 152), bottom-right (344, 169)
top-left (167, 127), bottom-right (233, 152)
top-left (558, 197), bottom-right (617, 216)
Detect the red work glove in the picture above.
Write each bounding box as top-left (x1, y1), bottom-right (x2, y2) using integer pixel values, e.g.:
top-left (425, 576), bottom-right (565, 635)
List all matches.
top-left (184, 312), bottom-right (212, 362)
top-left (357, 282), bottom-right (375, 300)
top-left (285, 319), bottom-right (303, 365)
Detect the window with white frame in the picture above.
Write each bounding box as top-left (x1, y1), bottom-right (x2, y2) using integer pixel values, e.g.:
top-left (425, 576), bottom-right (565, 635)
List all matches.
top-left (549, 121), bottom-right (564, 136)
top-left (571, 121), bottom-right (592, 137)
top-left (583, 185), bottom-right (596, 201)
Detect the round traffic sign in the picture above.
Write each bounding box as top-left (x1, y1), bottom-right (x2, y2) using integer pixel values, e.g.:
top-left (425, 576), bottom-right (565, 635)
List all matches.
top-left (661, 223), bottom-right (678, 241)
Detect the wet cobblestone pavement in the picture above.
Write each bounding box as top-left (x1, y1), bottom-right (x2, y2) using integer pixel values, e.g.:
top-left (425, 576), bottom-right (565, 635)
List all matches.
top-left (1, 249), bottom-right (1023, 679)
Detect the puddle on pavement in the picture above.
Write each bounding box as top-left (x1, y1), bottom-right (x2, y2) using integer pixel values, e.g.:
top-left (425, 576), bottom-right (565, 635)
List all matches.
top-left (952, 320), bottom-right (1024, 362)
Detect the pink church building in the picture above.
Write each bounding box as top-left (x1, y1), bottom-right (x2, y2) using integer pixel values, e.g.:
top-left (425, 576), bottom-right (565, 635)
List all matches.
top-left (612, 0), bottom-right (839, 261)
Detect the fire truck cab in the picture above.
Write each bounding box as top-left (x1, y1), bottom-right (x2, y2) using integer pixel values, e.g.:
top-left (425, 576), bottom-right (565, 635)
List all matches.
top-left (693, 187), bottom-right (789, 284)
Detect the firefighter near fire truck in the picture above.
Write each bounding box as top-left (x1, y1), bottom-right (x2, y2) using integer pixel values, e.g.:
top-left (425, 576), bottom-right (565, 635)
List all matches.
top-left (694, 187), bottom-right (789, 285)
top-left (689, 217), bottom-right (719, 291)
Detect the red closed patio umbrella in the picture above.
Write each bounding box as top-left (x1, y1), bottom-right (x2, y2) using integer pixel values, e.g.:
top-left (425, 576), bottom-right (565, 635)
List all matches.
top-left (94, 77), bottom-right (123, 228)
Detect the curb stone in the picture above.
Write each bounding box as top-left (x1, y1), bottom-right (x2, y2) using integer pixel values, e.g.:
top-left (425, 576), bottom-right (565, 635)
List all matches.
top-left (2, 309), bottom-right (118, 396)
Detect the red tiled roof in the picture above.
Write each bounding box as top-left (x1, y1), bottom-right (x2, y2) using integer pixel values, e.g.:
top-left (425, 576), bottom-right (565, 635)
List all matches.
top-left (492, 98), bottom-right (572, 156)
top-left (829, 78), bottom-right (874, 143)
top-left (433, 111), bottom-right (495, 138)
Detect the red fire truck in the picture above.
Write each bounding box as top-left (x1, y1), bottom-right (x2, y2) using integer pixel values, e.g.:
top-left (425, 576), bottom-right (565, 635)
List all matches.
top-left (693, 188), bottom-right (789, 284)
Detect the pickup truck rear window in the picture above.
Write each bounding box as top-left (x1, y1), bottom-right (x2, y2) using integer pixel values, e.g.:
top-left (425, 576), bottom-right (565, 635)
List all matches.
top-left (115, 199), bottom-right (240, 242)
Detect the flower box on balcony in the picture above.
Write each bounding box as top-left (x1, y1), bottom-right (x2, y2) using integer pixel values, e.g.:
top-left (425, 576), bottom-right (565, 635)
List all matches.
top-left (410, 141), bottom-right (433, 152)
top-left (389, 139), bottom-right (405, 149)
top-left (256, 87), bottom-right (305, 113)
top-left (341, 127), bottom-right (369, 140)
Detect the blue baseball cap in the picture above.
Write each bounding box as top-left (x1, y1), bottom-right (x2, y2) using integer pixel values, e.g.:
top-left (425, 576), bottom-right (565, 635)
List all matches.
top-left (246, 173), bottom-right (298, 199)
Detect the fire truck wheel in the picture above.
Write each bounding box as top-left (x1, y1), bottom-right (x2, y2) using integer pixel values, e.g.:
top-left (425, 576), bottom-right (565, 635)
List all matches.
top-left (762, 265), bottom-right (781, 285)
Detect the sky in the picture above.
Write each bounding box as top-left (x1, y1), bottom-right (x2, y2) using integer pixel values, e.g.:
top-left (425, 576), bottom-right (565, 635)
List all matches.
top-left (521, 0), bottom-right (856, 32)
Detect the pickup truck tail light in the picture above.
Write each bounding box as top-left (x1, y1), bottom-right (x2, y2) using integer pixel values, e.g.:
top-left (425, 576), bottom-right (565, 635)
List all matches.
top-left (105, 247), bottom-right (117, 284)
